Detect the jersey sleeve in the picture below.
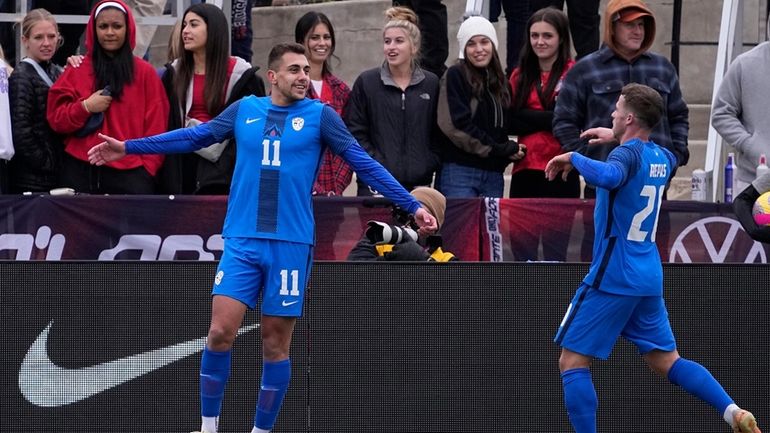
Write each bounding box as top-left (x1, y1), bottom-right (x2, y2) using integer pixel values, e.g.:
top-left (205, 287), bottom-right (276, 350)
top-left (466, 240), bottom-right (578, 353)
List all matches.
top-left (126, 101), bottom-right (240, 154)
top-left (319, 104), bottom-right (355, 155)
top-left (571, 146), bottom-right (636, 190)
top-left (339, 142), bottom-right (421, 215)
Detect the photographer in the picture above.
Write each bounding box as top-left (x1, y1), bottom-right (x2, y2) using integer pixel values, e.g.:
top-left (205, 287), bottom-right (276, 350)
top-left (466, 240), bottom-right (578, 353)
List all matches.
top-left (347, 187), bottom-right (456, 261)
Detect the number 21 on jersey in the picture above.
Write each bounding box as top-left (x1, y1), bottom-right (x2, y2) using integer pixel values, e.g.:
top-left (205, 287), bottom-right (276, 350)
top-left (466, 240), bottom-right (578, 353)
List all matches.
top-left (628, 185), bottom-right (665, 242)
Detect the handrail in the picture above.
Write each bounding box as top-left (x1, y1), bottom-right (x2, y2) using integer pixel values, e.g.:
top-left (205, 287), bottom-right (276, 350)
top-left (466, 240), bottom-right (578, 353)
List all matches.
top-left (706, 0), bottom-right (744, 202)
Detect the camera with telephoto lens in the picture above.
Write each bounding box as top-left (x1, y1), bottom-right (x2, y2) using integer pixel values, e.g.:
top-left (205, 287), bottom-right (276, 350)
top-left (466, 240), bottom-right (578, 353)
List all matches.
top-left (365, 221), bottom-right (418, 245)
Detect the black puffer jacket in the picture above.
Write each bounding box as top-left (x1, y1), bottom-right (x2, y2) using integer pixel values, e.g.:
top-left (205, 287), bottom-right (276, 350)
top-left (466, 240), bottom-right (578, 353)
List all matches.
top-left (157, 58), bottom-right (266, 195)
top-left (9, 60), bottom-right (64, 192)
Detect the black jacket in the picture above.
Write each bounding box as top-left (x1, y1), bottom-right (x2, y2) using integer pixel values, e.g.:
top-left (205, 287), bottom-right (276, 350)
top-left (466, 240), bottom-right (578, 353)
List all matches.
top-left (436, 63), bottom-right (517, 173)
top-left (344, 63), bottom-right (441, 188)
top-left (157, 59), bottom-right (265, 194)
top-left (9, 60), bottom-right (64, 192)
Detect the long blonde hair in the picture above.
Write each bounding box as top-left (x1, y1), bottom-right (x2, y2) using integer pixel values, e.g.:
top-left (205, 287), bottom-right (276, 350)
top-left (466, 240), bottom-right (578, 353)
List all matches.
top-left (383, 6), bottom-right (421, 69)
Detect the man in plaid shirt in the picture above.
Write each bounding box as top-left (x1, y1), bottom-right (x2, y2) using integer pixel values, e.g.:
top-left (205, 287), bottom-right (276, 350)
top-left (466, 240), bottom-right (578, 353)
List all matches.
top-left (553, 0), bottom-right (689, 193)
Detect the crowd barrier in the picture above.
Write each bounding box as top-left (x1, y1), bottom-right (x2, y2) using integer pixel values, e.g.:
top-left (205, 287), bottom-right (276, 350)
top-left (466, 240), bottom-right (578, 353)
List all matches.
top-left (1, 261), bottom-right (767, 432)
top-left (0, 195), bottom-right (766, 262)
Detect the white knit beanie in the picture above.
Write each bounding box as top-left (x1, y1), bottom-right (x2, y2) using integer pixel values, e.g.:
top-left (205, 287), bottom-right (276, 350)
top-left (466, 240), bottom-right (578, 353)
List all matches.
top-left (457, 16), bottom-right (498, 59)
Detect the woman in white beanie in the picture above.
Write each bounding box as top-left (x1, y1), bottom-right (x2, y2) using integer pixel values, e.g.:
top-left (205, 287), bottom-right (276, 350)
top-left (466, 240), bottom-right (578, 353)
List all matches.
top-left (435, 15), bottom-right (524, 198)
top-left (343, 6), bottom-right (441, 196)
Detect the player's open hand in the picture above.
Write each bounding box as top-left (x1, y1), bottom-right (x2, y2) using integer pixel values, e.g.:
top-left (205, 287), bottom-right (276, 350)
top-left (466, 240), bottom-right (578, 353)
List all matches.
top-left (545, 152), bottom-right (574, 182)
top-left (88, 133), bottom-right (127, 165)
top-left (580, 127), bottom-right (616, 146)
top-left (413, 207), bottom-right (438, 235)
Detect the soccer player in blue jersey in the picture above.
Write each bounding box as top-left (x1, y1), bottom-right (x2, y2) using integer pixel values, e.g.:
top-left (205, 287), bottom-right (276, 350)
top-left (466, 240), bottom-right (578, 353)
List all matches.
top-left (88, 42), bottom-right (438, 433)
top-left (544, 83), bottom-right (761, 433)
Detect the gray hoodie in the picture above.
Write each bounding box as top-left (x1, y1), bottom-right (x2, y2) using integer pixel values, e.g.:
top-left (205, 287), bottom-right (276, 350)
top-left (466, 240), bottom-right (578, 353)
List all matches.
top-left (712, 42), bottom-right (770, 183)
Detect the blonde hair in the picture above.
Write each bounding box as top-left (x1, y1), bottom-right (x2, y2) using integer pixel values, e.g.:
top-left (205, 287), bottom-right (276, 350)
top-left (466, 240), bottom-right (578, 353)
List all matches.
top-left (383, 6), bottom-right (421, 66)
top-left (21, 8), bottom-right (61, 48)
top-left (167, 19), bottom-right (182, 62)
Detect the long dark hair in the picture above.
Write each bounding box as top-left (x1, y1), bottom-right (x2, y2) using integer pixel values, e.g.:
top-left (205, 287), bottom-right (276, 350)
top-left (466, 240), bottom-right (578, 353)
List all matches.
top-left (512, 7), bottom-right (571, 111)
top-left (92, 4), bottom-right (134, 99)
top-left (174, 3), bottom-right (230, 117)
top-left (294, 11), bottom-right (339, 77)
top-left (458, 43), bottom-right (510, 108)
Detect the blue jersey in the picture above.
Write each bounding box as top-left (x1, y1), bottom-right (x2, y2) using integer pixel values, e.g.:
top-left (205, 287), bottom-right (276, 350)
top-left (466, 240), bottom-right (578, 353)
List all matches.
top-left (126, 96), bottom-right (420, 245)
top-left (575, 138), bottom-right (677, 296)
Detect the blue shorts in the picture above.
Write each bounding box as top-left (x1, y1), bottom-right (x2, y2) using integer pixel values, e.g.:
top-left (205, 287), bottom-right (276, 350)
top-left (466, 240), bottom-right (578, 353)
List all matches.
top-left (212, 237), bottom-right (312, 317)
top-left (554, 283), bottom-right (677, 360)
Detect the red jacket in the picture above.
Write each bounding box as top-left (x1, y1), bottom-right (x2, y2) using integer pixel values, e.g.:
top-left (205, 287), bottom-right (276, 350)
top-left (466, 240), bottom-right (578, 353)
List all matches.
top-left (46, 0), bottom-right (168, 176)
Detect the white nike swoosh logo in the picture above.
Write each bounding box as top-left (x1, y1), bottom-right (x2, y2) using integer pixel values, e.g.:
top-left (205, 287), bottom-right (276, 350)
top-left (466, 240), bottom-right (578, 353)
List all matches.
top-left (19, 321), bottom-right (259, 407)
top-left (282, 300), bottom-right (299, 307)
top-left (245, 117), bottom-right (261, 124)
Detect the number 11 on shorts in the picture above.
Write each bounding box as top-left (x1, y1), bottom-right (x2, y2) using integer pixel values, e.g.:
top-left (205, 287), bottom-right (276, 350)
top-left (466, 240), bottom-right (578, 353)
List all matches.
top-left (279, 269), bottom-right (300, 296)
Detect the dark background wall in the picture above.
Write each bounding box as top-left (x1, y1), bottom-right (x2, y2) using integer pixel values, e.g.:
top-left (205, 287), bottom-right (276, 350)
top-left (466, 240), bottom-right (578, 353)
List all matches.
top-left (1, 262), bottom-right (766, 432)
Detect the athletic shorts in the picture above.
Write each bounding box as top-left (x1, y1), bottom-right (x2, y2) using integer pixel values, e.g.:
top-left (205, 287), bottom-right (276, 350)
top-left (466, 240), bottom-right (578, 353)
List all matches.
top-left (553, 283), bottom-right (677, 360)
top-left (212, 237), bottom-right (312, 317)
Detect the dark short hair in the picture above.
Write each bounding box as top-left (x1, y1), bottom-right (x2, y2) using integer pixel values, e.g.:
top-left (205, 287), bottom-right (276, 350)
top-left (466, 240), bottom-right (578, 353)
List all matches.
top-left (620, 83), bottom-right (663, 129)
top-left (268, 42), bottom-right (306, 71)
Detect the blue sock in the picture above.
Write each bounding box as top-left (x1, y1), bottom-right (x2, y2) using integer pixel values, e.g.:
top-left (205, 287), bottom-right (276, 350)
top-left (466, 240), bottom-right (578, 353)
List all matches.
top-left (667, 357), bottom-right (734, 414)
top-left (561, 368), bottom-right (597, 433)
top-left (200, 347), bottom-right (232, 418)
top-left (254, 359), bottom-right (291, 430)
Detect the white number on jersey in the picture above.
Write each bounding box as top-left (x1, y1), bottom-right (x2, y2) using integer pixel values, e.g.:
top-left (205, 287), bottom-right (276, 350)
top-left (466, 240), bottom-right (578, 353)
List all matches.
top-left (261, 138), bottom-right (282, 167)
top-left (627, 185), bottom-right (665, 242)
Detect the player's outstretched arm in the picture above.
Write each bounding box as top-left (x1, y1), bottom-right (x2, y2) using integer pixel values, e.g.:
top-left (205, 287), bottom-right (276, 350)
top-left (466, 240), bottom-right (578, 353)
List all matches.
top-left (88, 133), bottom-right (126, 165)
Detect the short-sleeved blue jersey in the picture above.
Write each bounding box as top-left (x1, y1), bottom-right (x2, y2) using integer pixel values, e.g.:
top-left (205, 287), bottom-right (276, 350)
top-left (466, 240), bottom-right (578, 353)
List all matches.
top-left (126, 96), bottom-right (420, 245)
top-left (582, 138), bottom-right (677, 296)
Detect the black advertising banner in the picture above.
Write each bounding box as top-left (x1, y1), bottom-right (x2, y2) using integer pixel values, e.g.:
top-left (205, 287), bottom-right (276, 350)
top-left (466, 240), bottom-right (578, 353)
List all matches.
top-left (2, 262), bottom-right (768, 432)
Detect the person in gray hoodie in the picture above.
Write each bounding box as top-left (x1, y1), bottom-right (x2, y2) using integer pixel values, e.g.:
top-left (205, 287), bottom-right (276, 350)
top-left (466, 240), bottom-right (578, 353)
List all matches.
top-left (711, 40), bottom-right (770, 192)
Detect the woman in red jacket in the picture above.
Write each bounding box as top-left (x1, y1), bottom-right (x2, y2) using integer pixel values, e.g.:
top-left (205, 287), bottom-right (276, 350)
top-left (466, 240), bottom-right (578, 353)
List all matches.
top-left (47, 0), bottom-right (168, 194)
top-left (508, 7), bottom-right (577, 261)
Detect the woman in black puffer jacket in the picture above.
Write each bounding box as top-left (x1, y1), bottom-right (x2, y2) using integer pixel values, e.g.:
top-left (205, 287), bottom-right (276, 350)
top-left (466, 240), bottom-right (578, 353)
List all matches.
top-left (9, 9), bottom-right (64, 193)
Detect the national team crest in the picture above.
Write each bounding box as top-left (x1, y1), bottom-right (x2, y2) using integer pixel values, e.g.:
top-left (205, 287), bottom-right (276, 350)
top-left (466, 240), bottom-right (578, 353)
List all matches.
top-left (292, 117), bottom-right (305, 131)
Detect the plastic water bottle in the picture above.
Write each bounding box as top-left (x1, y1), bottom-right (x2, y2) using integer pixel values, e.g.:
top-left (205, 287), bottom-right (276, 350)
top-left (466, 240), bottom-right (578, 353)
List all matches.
top-left (691, 168), bottom-right (706, 201)
top-left (724, 152), bottom-right (736, 203)
top-left (756, 154), bottom-right (769, 180)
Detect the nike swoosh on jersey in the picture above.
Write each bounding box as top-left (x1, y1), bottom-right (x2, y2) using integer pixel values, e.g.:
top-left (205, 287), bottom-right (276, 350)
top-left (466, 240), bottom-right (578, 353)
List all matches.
top-left (282, 300), bottom-right (299, 307)
top-left (246, 117), bottom-right (261, 124)
top-left (18, 321), bottom-right (259, 407)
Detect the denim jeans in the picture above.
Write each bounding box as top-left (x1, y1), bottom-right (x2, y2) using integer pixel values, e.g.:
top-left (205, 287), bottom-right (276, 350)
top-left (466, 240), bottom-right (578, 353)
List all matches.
top-left (436, 162), bottom-right (504, 198)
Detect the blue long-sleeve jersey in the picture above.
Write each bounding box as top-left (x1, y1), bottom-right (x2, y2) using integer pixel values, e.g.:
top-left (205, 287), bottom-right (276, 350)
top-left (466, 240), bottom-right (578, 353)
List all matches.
top-left (571, 138), bottom-right (677, 296)
top-left (126, 96), bottom-right (421, 244)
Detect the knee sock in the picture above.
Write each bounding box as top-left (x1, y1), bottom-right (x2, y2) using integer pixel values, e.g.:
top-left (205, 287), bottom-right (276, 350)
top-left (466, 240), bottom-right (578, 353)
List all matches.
top-left (199, 347), bottom-right (232, 432)
top-left (253, 359), bottom-right (291, 431)
top-left (667, 357), bottom-right (734, 416)
top-left (561, 368), bottom-right (598, 433)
